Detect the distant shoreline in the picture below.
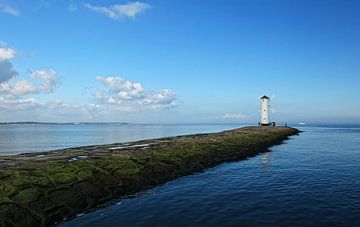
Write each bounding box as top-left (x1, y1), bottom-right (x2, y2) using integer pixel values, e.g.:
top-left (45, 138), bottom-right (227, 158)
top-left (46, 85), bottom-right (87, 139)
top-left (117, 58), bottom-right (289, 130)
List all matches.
top-left (0, 122), bottom-right (359, 126)
top-left (0, 121), bottom-right (132, 126)
top-left (0, 122), bottom-right (247, 125)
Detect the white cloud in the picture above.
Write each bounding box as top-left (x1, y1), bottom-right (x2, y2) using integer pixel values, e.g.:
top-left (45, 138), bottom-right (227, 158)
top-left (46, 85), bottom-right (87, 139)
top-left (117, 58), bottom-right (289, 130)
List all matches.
top-left (32, 69), bottom-right (58, 93)
top-left (0, 47), bottom-right (16, 61)
top-left (222, 113), bottom-right (248, 120)
top-left (0, 45), bottom-right (18, 83)
top-left (0, 80), bottom-right (37, 96)
top-left (0, 69), bottom-right (58, 97)
top-left (143, 89), bottom-right (177, 108)
top-left (0, 67), bottom-right (60, 115)
top-left (0, 43), bottom-right (51, 110)
top-left (1, 5), bottom-right (20, 16)
top-left (0, 43), bottom-right (101, 121)
top-left (95, 76), bottom-right (177, 109)
top-left (0, 96), bottom-right (39, 111)
top-left (96, 76), bottom-right (144, 100)
top-left (84, 2), bottom-right (150, 20)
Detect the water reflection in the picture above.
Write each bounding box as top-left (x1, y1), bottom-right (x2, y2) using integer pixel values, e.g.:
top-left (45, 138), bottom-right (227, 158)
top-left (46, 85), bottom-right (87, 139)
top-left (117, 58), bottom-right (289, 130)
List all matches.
top-left (260, 151), bottom-right (271, 167)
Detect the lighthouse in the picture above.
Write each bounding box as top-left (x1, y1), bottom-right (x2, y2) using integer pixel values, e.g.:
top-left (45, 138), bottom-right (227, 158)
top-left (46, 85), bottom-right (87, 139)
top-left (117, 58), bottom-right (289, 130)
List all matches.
top-left (260, 95), bottom-right (270, 126)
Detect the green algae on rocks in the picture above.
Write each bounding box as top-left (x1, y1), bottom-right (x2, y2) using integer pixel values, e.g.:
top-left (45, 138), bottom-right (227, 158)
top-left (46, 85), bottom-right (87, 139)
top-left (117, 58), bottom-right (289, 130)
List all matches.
top-left (0, 126), bottom-right (299, 226)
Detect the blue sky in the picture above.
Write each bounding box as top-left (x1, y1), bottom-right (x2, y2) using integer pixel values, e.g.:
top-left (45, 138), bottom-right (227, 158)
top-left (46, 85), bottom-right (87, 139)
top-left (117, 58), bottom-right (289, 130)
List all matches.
top-left (0, 0), bottom-right (359, 124)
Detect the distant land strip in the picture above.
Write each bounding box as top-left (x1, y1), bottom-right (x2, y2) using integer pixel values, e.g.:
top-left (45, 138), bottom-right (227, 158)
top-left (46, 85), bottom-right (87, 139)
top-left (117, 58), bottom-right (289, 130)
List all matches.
top-left (0, 126), bottom-right (300, 226)
top-left (0, 122), bottom-right (132, 125)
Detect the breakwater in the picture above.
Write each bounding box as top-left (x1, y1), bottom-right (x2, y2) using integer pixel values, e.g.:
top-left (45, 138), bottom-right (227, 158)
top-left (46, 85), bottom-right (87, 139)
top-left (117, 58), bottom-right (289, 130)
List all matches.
top-left (0, 126), bottom-right (299, 226)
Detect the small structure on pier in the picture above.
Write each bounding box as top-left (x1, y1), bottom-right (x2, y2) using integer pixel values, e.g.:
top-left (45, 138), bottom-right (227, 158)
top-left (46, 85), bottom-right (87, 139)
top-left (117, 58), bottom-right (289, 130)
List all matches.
top-left (260, 95), bottom-right (271, 126)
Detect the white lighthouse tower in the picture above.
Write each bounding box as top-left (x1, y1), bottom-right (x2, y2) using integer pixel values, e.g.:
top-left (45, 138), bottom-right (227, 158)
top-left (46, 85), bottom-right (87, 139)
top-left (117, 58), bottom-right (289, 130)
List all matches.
top-left (260, 95), bottom-right (270, 126)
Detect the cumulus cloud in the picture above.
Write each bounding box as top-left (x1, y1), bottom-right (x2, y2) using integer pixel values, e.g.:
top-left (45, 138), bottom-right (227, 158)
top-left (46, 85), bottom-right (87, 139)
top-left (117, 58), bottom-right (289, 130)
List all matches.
top-left (0, 67), bottom-right (59, 114)
top-left (0, 43), bottom-right (37, 111)
top-left (222, 113), bottom-right (248, 120)
top-left (96, 76), bottom-right (144, 101)
top-left (0, 43), bottom-right (104, 121)
top-left (0, 96), bottom-right (39, 111)
top-left (0, 60), bottom-right (18, 83)
top-left (143, 89), bottom-right (177, 108)
top-left (95, 76), bottom-right (177, 109)
top-left (84, 2), bottom-right (150, 20)
top-left (1, 4), bottom-right (20, 16)
top-left (31, 69), bottom-right (58, 93)
top-left (0, 69), bottom-right (58, 97)
top-left (0, 47), bottom-right (16, 61)
top-left (0, 42), bottom-right (178, 121)
top-left (0, 45), bottom-right (18, 83)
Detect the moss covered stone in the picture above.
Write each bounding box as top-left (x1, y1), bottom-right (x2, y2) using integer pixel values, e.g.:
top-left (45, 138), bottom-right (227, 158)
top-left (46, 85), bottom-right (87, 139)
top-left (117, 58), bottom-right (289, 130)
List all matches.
top-left (12, 188), bottom-right (41, 203)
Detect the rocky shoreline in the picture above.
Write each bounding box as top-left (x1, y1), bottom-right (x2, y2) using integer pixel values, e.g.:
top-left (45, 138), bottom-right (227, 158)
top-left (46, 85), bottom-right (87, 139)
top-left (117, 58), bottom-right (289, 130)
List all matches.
top-left (0, 126), bottom-right (299, 226)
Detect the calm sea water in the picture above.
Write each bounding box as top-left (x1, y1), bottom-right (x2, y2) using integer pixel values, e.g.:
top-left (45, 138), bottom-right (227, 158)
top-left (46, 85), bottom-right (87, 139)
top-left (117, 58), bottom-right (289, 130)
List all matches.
top-left (0, 124), bottom-right (244, 155)
top-left (60, 125), bottom-right (360, 226)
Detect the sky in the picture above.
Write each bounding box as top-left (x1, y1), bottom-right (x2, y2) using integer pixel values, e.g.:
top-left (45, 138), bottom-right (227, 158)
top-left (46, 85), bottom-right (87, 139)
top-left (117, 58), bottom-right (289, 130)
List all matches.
top-left (0, 0), bottom-right (360, 124)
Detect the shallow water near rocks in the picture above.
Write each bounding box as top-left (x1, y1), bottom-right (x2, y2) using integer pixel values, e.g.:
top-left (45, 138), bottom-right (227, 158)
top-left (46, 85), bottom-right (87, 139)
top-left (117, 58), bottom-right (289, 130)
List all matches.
top-left (61, 125), bottom-right (360, 226)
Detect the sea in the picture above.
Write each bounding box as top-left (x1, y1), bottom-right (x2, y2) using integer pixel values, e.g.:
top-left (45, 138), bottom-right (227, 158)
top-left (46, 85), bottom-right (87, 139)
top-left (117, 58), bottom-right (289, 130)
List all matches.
top-left (1, 123), bottom-right (360, 226)
top-left (0, 123), bottom-right (244, 156)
